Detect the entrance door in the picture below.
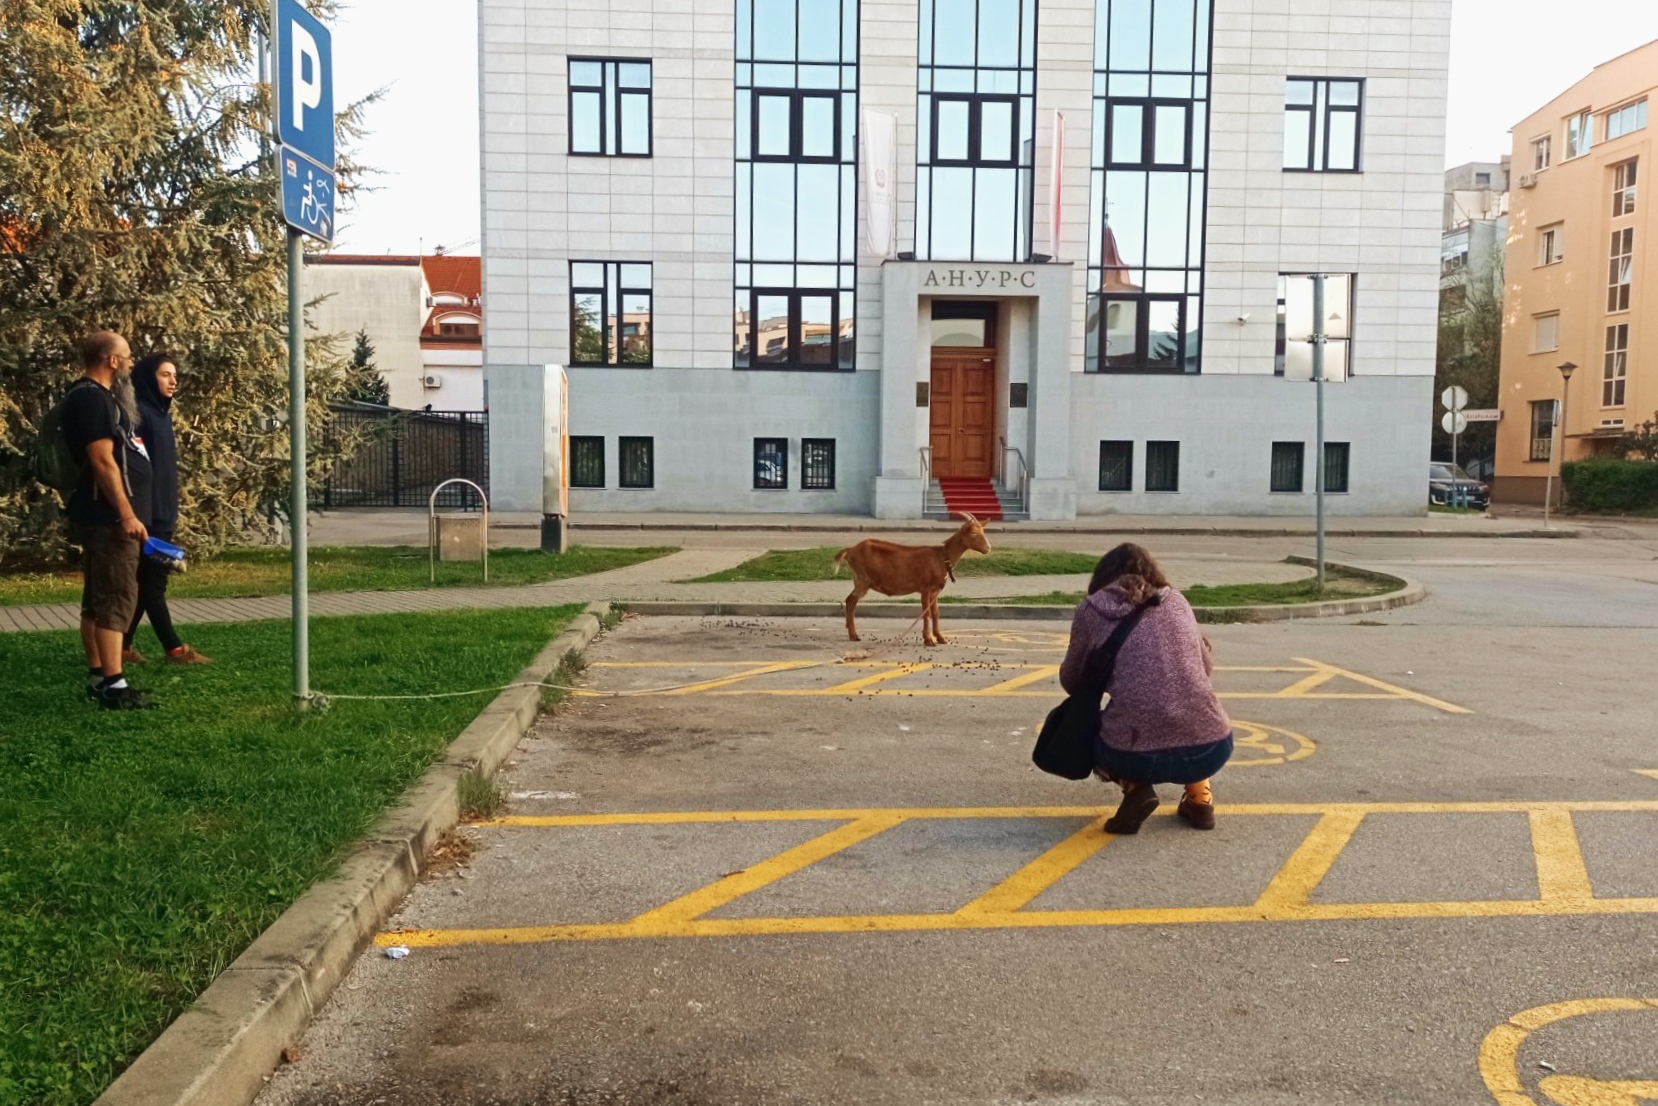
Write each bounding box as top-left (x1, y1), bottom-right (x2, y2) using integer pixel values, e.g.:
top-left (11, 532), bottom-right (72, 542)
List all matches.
top-left (930, 351), bottom-right (996, 479)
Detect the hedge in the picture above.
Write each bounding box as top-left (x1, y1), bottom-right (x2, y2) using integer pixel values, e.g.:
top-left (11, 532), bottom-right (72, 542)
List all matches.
top-left (1560, 458), bottom-right (1658, 512)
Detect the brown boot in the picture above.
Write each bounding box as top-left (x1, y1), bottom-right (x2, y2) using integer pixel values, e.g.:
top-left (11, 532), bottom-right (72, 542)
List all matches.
top-left (165, 646), bottom-right (214, 665)
top-left (1103, 782), bottom-right (1159, 835)
top-left (1177, 780), bottom-right (1216, 830)
top-left (121, 648), bottom-right (148, 665)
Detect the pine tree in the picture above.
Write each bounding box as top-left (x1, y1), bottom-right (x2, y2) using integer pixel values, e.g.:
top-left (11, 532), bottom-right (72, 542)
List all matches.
top-left (344, 327), bottom-right (390, 405)
top-left (0, 1), bottom-right (364, 566)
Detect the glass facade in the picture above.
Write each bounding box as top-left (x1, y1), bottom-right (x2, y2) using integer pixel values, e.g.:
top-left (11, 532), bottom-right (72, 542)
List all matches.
top-left (1085, 0), bottom-right (1211, 374)
top-left (915, 0), bottom-right (1039, 261)
top-left (734, 0), bottom-right (859, 370)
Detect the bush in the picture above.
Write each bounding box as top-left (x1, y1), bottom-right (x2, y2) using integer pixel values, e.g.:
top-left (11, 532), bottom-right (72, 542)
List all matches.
top-left (1560, 458), bottom-right (1658, 512)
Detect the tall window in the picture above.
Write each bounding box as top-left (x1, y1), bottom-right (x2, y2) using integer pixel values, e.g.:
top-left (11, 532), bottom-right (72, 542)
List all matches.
top-left (1145, 440), bottom-right (1180, 492)
top-left (619, 437), bottom-right (655, 488)
top-left (1606, 99), bottom-right (1648, 141)
top-left (570, 262), bottom-right (652, 366)
top-left (915, 0), bottom-right (1038, 261)
top-left (1270, 442), bottom-right (1304, 493)
top-left (1284, 78), bottom-right (1363, 172)
top-left (1614, 160), bottom-right (1638, 217)
top-left (1533, 135), bottom-right (1552, 171)
top-left (569, 59), bottom-right (652, 157)
top-left (802, 439), bottom-right (837, 490)
top-left (735, 0), bottom-right (858, 370)
top-left (1099, 440), bottom-right (1133, 491)
top-left (1276, 273), bottom-right (1353, 380)
top-left (1534, 312), bottom-right (1560, 353)
top-left (570, 437), bottom-right (606, 488)
top-left (1604, 324), bottom-right (1628, 408)
top-left (1086, 0), bottom-right (1211, 374)
top-left (1538, 224), bottom-right (1563, 266)
top-left (1566, 110), bottom-right (1592, 159)
top-left (1608, 228), bottom-right (1634, 313)
top-left (1529, 401), bottom-right (1555, 462)
top-left (1323, 443), bottom-right (1350, 494)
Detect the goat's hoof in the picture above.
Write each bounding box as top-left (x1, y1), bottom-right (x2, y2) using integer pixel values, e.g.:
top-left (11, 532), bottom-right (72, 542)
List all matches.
top-left (848, 633), bottom-right (861, 642)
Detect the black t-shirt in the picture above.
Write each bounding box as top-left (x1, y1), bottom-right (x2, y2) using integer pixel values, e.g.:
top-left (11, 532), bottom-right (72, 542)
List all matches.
top-left (62, 381), bottom-right (154, 528)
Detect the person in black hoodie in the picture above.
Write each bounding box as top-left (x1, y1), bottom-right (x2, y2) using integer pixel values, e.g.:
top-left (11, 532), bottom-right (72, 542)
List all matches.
top-left (123, 354), bottom-right (213, 665)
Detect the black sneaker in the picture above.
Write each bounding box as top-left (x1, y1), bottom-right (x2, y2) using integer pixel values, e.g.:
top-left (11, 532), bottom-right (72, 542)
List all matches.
top-left (99, 686), bottom-right (157, 711)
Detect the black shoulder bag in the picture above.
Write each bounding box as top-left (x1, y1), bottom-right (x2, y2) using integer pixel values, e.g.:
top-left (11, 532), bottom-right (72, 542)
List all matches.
top-left (1031, 595), bottom-right (1162, 780)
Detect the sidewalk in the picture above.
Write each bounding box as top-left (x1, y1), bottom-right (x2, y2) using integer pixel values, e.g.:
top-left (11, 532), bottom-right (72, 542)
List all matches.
top-left (0, 547), bottom-right (1310, 634)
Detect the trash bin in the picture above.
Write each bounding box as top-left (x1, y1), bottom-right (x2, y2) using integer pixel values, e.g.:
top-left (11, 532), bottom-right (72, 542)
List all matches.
top-left (435, 514), bottom-right (486, 562)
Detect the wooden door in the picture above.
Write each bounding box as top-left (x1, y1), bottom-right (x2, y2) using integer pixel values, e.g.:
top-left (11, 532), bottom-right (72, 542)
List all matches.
top-left (929, 351), bottom-right (996, 479)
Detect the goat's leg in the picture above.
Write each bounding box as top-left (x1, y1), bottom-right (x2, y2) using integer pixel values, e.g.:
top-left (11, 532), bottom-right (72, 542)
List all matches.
top-left (920, 590), bottom-right (940, 646)
top-left (931, 590), bottom-right (949, 645)
top-left (844, 583), bottom-right (868, 642)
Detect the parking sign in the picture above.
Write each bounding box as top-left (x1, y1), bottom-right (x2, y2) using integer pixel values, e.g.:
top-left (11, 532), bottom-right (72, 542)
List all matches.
top-left (280, 146), bottom-right (335, 243)
top-left (276, 0), bottom-right (335, 170)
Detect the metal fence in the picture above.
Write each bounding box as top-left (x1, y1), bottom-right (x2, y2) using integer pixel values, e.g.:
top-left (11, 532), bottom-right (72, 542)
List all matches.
top-left (323, 405), bottom-right (488, 509)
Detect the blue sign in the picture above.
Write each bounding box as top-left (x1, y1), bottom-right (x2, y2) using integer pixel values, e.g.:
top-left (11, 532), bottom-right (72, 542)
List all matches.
top-left (281, 146), bottom-right (335, 242)
top-left (276, 0), bottom-right (334, 170)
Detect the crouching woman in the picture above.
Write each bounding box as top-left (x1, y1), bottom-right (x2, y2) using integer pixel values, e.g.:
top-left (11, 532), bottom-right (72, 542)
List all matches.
top-left (1059, 543), bottom-right (1233, 834)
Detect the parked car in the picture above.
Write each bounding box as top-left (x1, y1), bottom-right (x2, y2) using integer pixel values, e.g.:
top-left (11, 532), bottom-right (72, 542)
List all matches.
top-left (1430, 462), bottom-right (1489, 509)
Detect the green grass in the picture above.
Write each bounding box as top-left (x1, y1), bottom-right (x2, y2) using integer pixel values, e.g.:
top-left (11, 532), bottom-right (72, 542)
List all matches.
top-left (686, 546), bottom-right (1100, 584)
top-left (0, 605), bottom-right (582, 1106)
top-left (939, 567), bottom-right (1400, 608)
top-left (0, 545), bottom-right (674, 606)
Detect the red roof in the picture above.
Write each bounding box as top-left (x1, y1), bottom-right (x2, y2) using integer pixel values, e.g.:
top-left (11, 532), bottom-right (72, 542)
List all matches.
top-left (421, 254), bottom-right (483, 347)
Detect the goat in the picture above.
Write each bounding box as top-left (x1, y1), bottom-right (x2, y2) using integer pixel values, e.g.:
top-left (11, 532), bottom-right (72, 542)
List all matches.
top-left (832, 514), bottom-right (992, 646)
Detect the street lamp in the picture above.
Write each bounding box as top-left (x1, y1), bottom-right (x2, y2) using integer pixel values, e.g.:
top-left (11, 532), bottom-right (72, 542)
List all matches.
top-left (1544, 362), bottom-right (1577, 528)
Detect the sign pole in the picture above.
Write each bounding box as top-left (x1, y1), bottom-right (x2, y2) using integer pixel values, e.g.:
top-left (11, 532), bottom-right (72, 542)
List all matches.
top-left (1312, 273), bottom-right (1326, 589)
top-left (288, 229), bottom-right (309, 704)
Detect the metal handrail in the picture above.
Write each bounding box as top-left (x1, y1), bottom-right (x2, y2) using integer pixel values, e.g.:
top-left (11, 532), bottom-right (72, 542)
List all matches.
top-left (1000, 438), bottom-right (1029, 515)
top-left (919, 446), bottom-right (933, 515)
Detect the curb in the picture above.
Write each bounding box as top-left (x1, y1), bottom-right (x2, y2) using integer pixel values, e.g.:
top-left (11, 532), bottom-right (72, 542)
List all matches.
top-left (519, 522), bottom-right (1582, 540)
top-left (93, 603), bottom-right (612, 1106)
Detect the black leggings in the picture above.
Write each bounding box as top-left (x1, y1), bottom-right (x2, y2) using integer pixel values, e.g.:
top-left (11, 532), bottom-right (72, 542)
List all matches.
top-left (125, 533), bottom-right (183, 653)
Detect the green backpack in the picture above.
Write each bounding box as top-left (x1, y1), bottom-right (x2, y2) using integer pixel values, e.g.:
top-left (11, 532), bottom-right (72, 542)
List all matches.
top-left (34, 380), bottom-right (98, 492)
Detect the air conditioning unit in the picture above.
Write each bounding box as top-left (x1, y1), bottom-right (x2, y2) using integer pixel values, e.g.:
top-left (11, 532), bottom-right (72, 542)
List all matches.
top-left (423, 373), bottom-right (444, 388)
top-left (1518, 174), bottom-right (1538, 188)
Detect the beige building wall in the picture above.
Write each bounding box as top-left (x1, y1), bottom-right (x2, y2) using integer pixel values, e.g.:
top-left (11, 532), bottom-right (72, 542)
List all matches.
top-left (305, 258), bottom-right (427, 409)
top-left (1495, 40), bottom-right (1658, 504)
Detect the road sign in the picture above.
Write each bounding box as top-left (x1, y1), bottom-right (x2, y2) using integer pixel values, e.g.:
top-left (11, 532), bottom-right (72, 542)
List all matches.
top-left (1463, 408), bottom-right (1502, 422)
top-left (276, 0), bottom-right (334, 169)
top-left (1442, 411), bottom-right (1468, 435)
top-left (280, 146), bottom-right (335, 242)
top-left (1441, 385), bottom-right (1469, 411)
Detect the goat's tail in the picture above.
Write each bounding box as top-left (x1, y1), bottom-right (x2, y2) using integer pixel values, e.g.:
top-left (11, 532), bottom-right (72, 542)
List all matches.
top-left (831, 547), bottom-right (851, 576)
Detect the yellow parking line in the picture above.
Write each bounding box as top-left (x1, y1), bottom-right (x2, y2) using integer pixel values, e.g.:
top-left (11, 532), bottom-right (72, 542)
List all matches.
top-left (651, 661), bottom-right (820, 696)
top-left (977, 664), bottom-right (1063, 695)
top-left (1292, 658), bottom-right (1472, 714)
top-left (1272, 658), bottom-right (1344, 698)
top-left (821, 664), bottom-right (935, 694)
top-left (1479, 997), bottom-right (1658, 1106)
top-left (956, 819), bottom-right (1114, 915)
top-left (1253, 809), bottom-right (1366, 917)
top-left (1528, 809), bottom-right (1595, 903)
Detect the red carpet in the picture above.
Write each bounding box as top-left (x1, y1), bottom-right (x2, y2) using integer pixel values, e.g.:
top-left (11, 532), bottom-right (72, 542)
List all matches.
top-left (936, 477), bottom-right (1003, 521)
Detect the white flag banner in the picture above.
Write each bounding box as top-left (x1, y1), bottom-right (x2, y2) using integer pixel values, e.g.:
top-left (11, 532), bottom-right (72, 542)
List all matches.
top-left (1045, 110), bottom-right (1065, 259)
top-left (862, 109), bottom-right (897, 258)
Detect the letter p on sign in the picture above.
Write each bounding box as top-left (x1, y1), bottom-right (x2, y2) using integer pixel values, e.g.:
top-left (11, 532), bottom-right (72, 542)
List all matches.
top-left (276, 0), bottom-right (335, 170)
top-left (291, 22), bottom-right (322, 132)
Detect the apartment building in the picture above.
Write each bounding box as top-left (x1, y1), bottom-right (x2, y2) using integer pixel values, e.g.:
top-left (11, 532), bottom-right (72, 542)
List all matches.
top-left (480, 0), bottom-right (1450, 519)
top-left (1494, 40), bottom-right (1657, 504)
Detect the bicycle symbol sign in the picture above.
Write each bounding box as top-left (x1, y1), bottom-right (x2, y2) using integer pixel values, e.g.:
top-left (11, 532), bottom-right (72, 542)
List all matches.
top-left (281, 146), bottom-right (335, 243)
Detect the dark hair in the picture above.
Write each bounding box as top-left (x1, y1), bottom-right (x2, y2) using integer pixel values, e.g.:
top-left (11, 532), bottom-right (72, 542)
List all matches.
top-left (132, 354), bottom-right (176, 406)
top-left (1087, 542), bottom-right (1170, 605)
top-left (78, 330), bottom-right (124, 369)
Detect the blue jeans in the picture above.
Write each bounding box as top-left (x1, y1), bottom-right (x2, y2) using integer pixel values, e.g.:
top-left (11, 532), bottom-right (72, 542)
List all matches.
top-left (1094, 733), bottom-right (1234, 786)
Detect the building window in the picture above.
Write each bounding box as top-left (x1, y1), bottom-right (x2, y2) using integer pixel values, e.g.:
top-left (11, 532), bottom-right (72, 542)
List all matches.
top-left (1604, 324), bottom-right (1629, 407)
top-left (1098, 440), bottom-right (1133, 492)
top-left (1145, 441), bottom-right (1180, 493)
top-left (1270, 442), bottom-right (1305, 493)
top-left (619, 437), bottom-right (654, 488)
top-left (1606, 99), bottom-right (1648, 141)
top-left (753, 438), bottom-right (788, 489)
top-left (1534, 312), bottom-right (1560, 353)
top-left (1284, 78), bottom-right (1363, 172)
top-left (1276, 273), bottom-right (1353, 380)
top-left (735, 0), bottom-right (858, 371)
top-left (1085, 0), bottom-right (1211, 374)
top-left (1533, 135), bottom-right (1552, 171)
top-left (915, 0), bottom-right (1037, 261)
top-left (802, 438), bottom-right (837, 490)
top-left (1538, 224), bottom-right (1563, 266)
top-left (570, 262), bottom-right (652, 367)
top-left (570, 436), bottom-right (605, 488)
top-left (1566, 110), bottom-right (1592, 159)
top-left (1529, 401), bottom-right (1555, 462)
top-left (1614, 160), bottom-right (1638, 217)
top-left (1608, 228), bottom-right (1634, 313)
top-left (1324, 442), bottom-right (1351, 494)
top-left (569, 58), bottom-right (652, 157)
top-left (1475, 171), bottom-right (1492, 187)
top-left (436, 321), bottom-right (481, 337)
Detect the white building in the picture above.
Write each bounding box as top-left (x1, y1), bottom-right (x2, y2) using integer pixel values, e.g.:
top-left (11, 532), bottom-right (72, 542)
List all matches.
top-left (481, 0), bottom-right (1450, 519)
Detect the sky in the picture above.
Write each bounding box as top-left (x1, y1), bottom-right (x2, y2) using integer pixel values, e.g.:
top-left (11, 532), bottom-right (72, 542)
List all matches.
top-left (326, 0), bottom-right (1658, 255)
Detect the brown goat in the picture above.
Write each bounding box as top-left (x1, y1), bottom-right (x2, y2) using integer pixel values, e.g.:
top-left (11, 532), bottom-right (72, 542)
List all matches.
top-left (832, 515), bottom-right (992, 646)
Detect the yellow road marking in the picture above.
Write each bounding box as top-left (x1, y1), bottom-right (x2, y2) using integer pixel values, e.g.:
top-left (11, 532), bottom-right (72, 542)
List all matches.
top-left (1635, 770), bottom-right (1658, 783)
top-left (1479, 997), bottom-right (1658, 1106)
top-left (821, 664), bottom-right (935, 694)
top-left (1539, 1076), bottom-right (1658, 1105)
top-left (1231, 722), bottom-right (1317, 766)
top-left (1273, 658), bottom-right (1344, 697)
top-left (1529, 809), bottom-right (1595, 903)
top-left (1291, 657), bottom-right (1473, 715)
top-left (978, 664), bottom-right (1063, 695)
top-left (955, 819), bottom-right (1114, 915)
top-left (1253, 810), bottom-right (1366, 917)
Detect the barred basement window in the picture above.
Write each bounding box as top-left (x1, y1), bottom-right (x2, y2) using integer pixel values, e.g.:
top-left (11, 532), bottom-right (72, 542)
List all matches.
top-left (1270, 442), bottom-right (1305, 493)
top-left (1098, 440), bottom-right (1132, 492)
top-left (802, 438), bottom-right (837, 490)
top-left (1324, 442), bottom-right (1351, 494)
top-left (570, 436), bottom-right (605, 488)
top-left (619, 437), bottom-right (654, 488)
top-left (754, 437), bottom-right (788, 489)
top-left (1145, 441), bottom-right (1180, 493)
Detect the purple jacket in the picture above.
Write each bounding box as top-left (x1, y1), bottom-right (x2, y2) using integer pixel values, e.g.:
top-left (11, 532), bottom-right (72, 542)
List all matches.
top-left (1058, 584), bottom-right (1232, 753)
